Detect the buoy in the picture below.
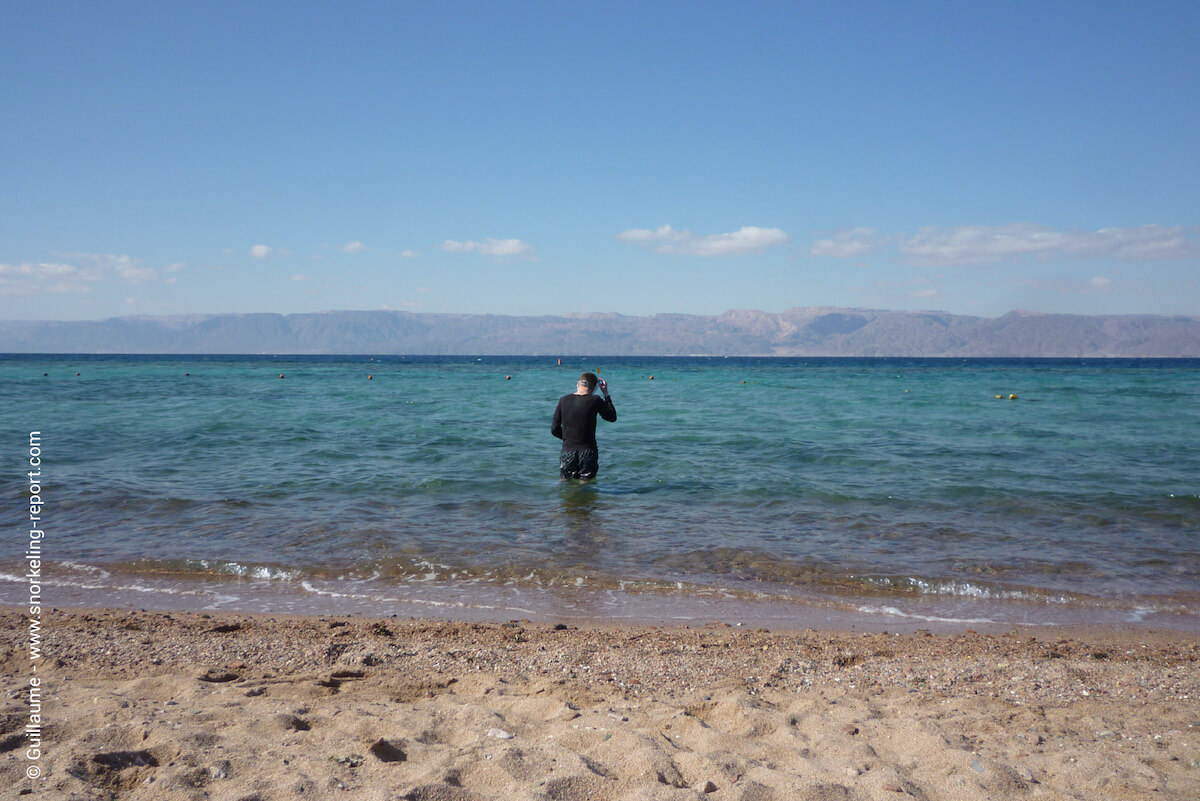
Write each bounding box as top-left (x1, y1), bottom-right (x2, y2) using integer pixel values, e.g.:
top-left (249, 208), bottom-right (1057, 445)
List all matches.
top-left (557, 359), bottom-right (561, 366)
top-left (74, 372), bottom-right (80, 376)
top-left (279, 374), bottom-right (285, 379)
top-left (648, 375), bottom-right (655, 380)
top-left (505, 375), bottom-right (511, 380)
top-left (1009, 394), bottom-right (1018, 400)
top-left (367, 375), bottom-right (373, 380)
top-left (995, 395), bottom-right (1004, 399)
top-left (184, 372), bottom-right (190, 376)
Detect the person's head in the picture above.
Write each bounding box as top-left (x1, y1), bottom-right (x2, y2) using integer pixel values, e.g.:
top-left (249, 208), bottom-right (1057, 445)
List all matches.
top-left (578, 372), bottom-right (599, 393)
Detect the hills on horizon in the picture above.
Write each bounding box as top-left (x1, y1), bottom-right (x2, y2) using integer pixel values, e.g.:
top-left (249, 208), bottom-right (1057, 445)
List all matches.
top-left (2, 307), bottom-right (1199, 357)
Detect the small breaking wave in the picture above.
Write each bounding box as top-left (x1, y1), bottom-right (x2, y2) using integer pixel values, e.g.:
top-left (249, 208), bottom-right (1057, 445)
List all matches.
top-left (857, 605), bottom-right (998, 625)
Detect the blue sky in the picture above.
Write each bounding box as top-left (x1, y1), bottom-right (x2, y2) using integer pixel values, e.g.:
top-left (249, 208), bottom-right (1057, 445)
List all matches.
top-left (3, 1), bottom-right (1198, 321)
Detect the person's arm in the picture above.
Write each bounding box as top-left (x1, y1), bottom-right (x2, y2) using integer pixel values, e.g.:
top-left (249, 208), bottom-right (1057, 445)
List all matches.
top-left (551, 398), bottom-right (564, 439)
top-left (600, 395), bottom-right (616, 422)
top-left (598, 382), bottom-right (616, 423)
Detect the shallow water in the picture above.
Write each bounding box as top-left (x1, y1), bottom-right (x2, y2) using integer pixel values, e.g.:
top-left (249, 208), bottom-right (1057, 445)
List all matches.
top-left (3, 354), bottom-right (1198, 630)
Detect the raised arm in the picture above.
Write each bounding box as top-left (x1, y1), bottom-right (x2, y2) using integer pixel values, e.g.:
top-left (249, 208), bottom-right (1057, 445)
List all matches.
top-left (596, 378), bottom-right (617, 422)
top-left (599, 391), bottom-right (616, 423)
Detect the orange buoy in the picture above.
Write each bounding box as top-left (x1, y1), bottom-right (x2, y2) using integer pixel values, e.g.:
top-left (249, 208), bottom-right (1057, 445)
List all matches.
top-left (506, 375), bottom-right (511, 380)
top-left (367, 375), bottom-right (373, 380)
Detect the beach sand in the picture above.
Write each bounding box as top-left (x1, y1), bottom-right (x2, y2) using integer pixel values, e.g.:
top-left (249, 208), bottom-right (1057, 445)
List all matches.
top-left (2, 607), bottom-right (1198, 800)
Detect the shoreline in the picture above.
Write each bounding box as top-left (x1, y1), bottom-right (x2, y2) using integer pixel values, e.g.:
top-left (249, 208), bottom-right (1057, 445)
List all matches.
top-left (3, 564), bottom-right (1197, 636)
top-left (3, 606), bottom-right (1198, 799)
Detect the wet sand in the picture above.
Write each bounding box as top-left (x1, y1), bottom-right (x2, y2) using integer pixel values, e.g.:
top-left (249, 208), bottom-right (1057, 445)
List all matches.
top-left (2, 606), bottom-right (1198, 800)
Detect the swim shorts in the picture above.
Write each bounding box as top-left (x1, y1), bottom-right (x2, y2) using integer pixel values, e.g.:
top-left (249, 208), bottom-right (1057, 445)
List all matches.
top-left (559, 449), bottom-right (599, 480)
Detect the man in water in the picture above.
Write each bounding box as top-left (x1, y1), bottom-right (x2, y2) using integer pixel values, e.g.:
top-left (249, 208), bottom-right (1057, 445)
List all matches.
top-left (551, 372), bottom-right (617, 481)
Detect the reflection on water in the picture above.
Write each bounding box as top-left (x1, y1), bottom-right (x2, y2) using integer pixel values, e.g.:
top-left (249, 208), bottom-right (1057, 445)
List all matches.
top-left (556, 482), bottom-right (606, 572)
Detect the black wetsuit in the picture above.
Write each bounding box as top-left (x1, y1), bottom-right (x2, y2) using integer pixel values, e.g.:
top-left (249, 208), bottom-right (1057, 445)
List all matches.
top-left (551, 393), bottom-right (617, 479)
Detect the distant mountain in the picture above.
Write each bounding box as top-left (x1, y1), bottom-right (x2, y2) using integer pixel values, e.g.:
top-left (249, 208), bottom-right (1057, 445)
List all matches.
top-left (2, 308), bottom-right (1198, 356)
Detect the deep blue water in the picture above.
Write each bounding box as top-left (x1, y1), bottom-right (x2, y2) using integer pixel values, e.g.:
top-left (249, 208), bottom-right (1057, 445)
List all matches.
top-left (3, 354), bottom-right (1198, 629)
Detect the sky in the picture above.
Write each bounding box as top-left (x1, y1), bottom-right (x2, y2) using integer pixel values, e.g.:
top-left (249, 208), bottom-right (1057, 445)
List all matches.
top-left (2, 1), bottom-right (1199, 322)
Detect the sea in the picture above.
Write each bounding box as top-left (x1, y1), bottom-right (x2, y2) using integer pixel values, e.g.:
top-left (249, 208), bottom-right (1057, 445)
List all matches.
top-left (3, 354), bottom-right (1198, 632)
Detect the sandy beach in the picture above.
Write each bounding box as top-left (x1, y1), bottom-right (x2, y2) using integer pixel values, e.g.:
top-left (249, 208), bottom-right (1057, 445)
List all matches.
top-left (2, 607), bottom-right (1198, 800)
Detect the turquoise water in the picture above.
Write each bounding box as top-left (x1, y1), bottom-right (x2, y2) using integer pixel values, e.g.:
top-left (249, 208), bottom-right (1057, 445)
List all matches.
top-left (3, 355), bottom-right (1198, 630)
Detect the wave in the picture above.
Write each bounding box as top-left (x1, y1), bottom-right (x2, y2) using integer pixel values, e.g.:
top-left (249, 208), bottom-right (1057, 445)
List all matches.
top-left (856, 605), bottom-right (998, 625)
top-left (2, 557), bottom-right (1194, 631)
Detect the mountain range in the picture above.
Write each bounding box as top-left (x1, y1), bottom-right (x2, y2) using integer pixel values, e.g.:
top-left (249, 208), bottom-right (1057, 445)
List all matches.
top-left (2, 308), bottom-right (1198, 357)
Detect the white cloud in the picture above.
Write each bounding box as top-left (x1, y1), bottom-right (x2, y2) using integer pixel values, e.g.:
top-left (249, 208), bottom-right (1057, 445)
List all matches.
top-left (249, 245), bottom-right (290, 259)
top-left (442, 238), bottom-right (534, 257)
top-left (0, 262), bottom-right (76, 277)
top-left (899, 225), bottom-right (1066, 266)
top-left (617, 225), bottom-right (790, 256)
top-left (0, 263), bottom-right (84, 296)
top-left (59, 252), bottom-right (155, 282)
top-left (115, 263), bottom-right (156, 283)
top-left (810, 228), bottom-right (883, 258)
top-left (897, 224), bottom-right (1198, 267)
top-left (290, 274), bottom-right (307, 281)
top-left (1023, 275), bottom-right (1124, 296)
top-left (399, 250), bottom-right (419, 259)
top-left (1084, 226), bottom-right (1197, 260)
top-left (810, 224), bottom-right (1199, 267)
top-left (341, 240), bottom-right (368, 254)
top-left (615, 225), bottom-right (688, 245)
top-left (3, 253), bottom-right (162, 295)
